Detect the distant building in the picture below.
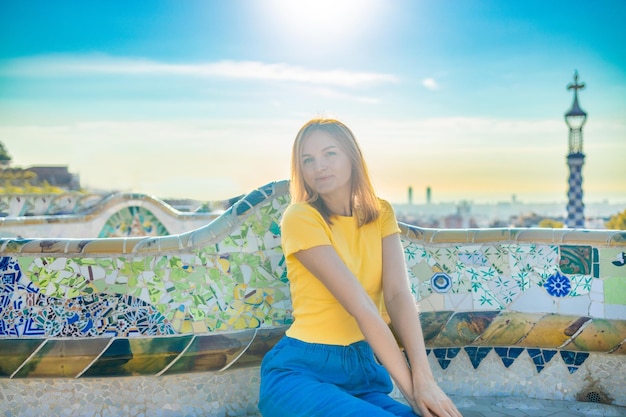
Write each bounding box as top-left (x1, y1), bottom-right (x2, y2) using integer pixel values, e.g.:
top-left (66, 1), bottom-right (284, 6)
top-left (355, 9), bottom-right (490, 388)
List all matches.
top-left (25, 166), bottom-right (81, 190)
top-left (443, 201), bottom-right (474, 228)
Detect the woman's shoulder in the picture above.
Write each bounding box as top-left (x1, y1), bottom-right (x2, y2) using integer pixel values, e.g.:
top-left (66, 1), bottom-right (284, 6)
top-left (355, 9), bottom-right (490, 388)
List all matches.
top-left (285, 201), bottom-right (315, 214)
top-left (283, 202), bottom-right (322, 221)
top-left (281, 202), bottom-right (328, 237)
top-left (374, 198), bottom-right (399, 228)
top-left (376, 198), bottom-right (394, 214)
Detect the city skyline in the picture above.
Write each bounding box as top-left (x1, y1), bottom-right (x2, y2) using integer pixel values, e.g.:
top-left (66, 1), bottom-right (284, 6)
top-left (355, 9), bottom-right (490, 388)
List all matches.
top-left (1, 0), bottom-right (625, 204)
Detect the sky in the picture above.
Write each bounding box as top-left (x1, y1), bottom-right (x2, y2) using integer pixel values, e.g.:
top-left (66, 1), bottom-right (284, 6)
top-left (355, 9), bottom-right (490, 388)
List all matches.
top-left (1, 0), bottom-right (625, 205)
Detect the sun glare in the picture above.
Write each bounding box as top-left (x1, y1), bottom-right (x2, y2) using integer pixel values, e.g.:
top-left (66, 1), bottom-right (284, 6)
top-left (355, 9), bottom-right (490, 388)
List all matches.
top-left (256, 0), bottom-right (387, 55)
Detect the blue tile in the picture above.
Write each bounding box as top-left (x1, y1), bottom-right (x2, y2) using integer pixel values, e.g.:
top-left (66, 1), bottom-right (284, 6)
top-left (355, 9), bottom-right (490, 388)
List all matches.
top-left (528, 348), bottom-right (557, 373)
top-left (433, 348), bottom-right (447, 359)
top-left (433, 348), bottom-right (460, 370)
top-left (560, 350), bottom-right (588, 374)
top-left (464, 347), bottom-right (492, 369)
top-left (494, 347), bottom-right (524, 368)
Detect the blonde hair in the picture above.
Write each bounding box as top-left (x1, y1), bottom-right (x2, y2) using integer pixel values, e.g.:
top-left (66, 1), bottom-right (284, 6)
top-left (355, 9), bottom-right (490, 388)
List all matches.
top-left (290, 118), bottom-right (380, 226)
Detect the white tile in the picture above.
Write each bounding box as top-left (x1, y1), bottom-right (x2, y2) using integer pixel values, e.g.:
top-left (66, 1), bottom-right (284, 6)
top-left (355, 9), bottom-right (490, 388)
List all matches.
top-left (605, 304), bottom-right (626, 320)
top-left (509, 284), bottom-right (556, 314)
top-left (445, 293), bottom-right (472, 311)
top-left (558, 295), bottom-right (591, 316)
top-left (590, 278), bottom-right (603, 293)
top-left (589, 301), bottom-right (604, 318)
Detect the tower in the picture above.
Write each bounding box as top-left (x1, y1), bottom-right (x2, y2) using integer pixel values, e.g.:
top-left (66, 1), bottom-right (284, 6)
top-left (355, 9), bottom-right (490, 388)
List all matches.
top-left (564, 71), bottom-right (587, 228)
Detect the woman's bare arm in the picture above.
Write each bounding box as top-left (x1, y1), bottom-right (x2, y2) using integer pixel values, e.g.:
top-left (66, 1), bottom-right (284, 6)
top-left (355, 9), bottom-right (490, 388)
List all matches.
top-left (294, 245), bottom-right (416, 405)
top-left (382, 233), bottom-right (462, 417)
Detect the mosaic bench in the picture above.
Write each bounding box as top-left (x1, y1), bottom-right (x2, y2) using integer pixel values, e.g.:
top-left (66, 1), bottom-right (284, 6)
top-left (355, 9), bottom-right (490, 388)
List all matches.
top-left (0, 192), bottom-right (226, 238)
top-left (0, 180), bottom-right (625, 416)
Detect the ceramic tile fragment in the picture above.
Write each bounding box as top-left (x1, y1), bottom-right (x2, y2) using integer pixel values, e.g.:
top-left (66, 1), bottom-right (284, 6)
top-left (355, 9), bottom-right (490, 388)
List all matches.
top-left (0, 180), bottom-right (625, 414)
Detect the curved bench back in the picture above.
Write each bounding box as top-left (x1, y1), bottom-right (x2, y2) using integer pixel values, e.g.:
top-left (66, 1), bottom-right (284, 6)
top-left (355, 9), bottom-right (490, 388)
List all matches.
top-left (0, 192), bottom-right (228, 238)
top-left (0, 180), bottom-right (624, 405)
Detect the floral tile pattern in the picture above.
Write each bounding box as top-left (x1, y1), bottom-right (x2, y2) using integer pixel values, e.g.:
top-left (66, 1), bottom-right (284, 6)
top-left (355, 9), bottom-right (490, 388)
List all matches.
top-left (0, 193), bottom-right (104, 217)
top-left (560, 245), bottom-right (592, 275)
top-left (0, 180), bottom-right (624, 382)
top-left (544, 271), bottom-right (572, 297)
top-left (98, 206), bottom-right (170, 238)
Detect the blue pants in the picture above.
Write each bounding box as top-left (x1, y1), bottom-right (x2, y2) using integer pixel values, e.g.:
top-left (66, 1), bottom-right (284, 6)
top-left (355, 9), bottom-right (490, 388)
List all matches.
top-left (259, 336), bottom-right (418, 417)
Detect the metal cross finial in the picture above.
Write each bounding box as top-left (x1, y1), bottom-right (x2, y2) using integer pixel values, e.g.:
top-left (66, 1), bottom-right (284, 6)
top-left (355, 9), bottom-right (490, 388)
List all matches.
top-left (567, 70), bottom-right (585, 92)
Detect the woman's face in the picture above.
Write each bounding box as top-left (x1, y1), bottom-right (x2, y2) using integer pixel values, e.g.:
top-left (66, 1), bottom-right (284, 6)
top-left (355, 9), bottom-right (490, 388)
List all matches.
top-left (300, 130), bottom-right (352, 200)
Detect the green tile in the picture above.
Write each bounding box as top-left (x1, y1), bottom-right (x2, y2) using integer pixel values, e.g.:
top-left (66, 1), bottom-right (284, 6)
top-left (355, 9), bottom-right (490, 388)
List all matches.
top-left (605, 276), bottom-right (626, 305)
top-left (13, 338), bottom-right (111, 378)
top-left (163, 331), bottom-right (255, 375)
top-left (83, 336), bottom-right (191, 377)
top-left (0, 339), bottom-right (43, 377)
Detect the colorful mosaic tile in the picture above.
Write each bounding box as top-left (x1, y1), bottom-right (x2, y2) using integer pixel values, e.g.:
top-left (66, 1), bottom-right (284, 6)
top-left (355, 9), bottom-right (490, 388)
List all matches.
top-left (0, 180), bottom-right (624, 384)
top-left (0, 193), bottom-right (103, 217)
top-left (544, 271), bottom-right (572, 297)
top-left (493, 347), bottom-right (525, 368)
top-left (464, 346), bottom-right (493, 369)
top-left (559, 350), bottom-right (589, 374)
top-left (527, 348), bottom-right (558, 373)
top-left (432, 347), bottom-right (460, 370)
top-left (98, 206), bottom-right (169, 238)
top-left (560, 245), bottom-right (593, 275)
top-left (428, 346), bottom-right (592, 375)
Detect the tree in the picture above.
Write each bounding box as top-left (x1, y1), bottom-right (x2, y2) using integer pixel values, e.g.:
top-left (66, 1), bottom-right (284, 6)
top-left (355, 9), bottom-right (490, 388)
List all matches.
top-left (0, 142), bottom-right (12, 165)
top-left (538, 218), bottom-right (564, 228)
top-left (606, 209), bottom-right (626, 230)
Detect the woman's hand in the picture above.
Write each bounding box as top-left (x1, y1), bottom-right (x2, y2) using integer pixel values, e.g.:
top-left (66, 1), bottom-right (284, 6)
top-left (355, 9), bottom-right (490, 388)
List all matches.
top-left (381, 233), bottom-right (462, 416)
top-left (409, 376), bottom-right (462, 417)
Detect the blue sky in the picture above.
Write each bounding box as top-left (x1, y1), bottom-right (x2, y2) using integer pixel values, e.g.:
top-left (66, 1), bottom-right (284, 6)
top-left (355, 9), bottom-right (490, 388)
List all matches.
top-left (1, 0), bottom-right (625, 204)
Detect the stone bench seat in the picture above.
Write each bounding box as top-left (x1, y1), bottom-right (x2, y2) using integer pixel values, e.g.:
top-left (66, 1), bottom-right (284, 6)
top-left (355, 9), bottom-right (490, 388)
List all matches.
top-left (1, 180), bottom-right (624, 416)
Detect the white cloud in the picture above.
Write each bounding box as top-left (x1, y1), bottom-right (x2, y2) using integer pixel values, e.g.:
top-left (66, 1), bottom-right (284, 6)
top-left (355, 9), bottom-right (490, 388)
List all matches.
top-left (2, 115), bottom-right (624, 204)
top-left (0, 54), bottom-right (398, 88)
top-left (306, 87), bottom-right (380, 104)
top-left (422, 77), bottom-right (439, 90)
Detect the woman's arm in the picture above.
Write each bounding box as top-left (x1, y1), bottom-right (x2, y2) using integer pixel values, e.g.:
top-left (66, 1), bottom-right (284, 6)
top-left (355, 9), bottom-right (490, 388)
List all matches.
top-left (294, 245), bottom-right (417, 405)
top-left (382, 233), bottom-right (462, 417)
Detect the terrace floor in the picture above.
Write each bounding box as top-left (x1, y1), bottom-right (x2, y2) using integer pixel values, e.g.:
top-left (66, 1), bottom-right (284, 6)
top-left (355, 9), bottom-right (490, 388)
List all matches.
top-left (245, 396), bottom-right (626, 417)
top-left (446, 396), bottom-right (625, 417)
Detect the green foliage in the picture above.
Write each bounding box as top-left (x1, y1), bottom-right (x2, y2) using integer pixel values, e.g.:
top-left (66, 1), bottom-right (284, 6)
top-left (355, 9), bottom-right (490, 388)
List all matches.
top-left (0, 142), bottom-right (11, 162)
top-left (0, 167), bottom-right (66, 194)
top-left (605, 209), bottom-right (626, 230)
top-left (538, 218), bottom-right (564, 228)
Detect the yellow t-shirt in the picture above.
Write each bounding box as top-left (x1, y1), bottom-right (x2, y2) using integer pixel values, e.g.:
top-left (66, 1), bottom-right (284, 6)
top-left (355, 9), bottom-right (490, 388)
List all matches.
top-left (281, 200), bottom-right (401, 345)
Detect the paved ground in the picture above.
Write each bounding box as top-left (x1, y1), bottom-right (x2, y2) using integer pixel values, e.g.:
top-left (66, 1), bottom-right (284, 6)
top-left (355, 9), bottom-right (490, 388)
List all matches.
top-left (245, 396), bottom-right (626, 416)
top-left (450, 396), bottom-right (626, 416)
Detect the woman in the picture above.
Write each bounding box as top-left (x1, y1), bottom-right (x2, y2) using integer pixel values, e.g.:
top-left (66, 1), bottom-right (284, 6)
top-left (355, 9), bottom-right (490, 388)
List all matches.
top-left (259, 118), bottom-right (461, 417)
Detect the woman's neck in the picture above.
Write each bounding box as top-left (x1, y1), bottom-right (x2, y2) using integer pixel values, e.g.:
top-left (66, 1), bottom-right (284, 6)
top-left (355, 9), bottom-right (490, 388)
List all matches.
top-left (321, 195), bottom-right (352, 217)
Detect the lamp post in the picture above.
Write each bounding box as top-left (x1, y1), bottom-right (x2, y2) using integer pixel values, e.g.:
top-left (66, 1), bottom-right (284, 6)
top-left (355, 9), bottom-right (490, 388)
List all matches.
top-left (564, 71), bottom-right (587, 228)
